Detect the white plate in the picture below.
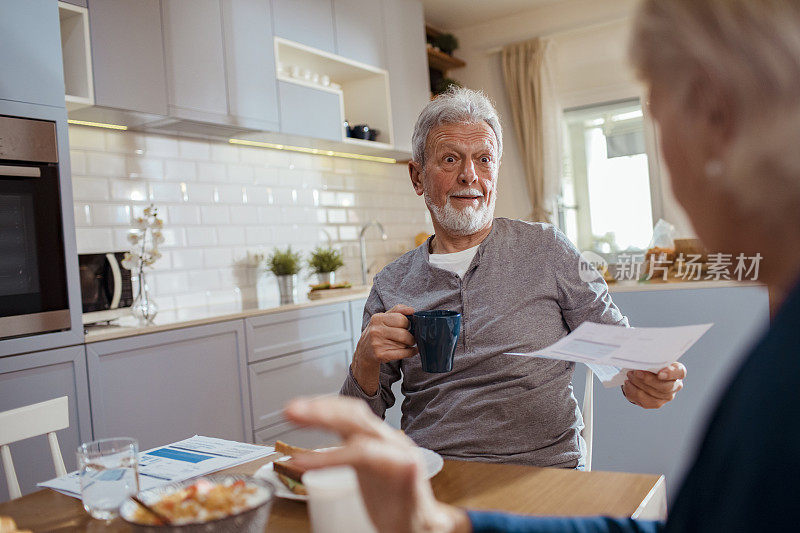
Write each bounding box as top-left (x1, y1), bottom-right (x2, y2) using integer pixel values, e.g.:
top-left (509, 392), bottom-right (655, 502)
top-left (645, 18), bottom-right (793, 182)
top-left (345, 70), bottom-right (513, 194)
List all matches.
top-left (255, 447), bottom-right (444, 501)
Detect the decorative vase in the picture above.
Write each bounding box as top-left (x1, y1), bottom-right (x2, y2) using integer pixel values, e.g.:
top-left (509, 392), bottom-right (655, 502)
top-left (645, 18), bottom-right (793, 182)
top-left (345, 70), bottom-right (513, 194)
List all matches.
top-left (276, 274), bottom-right (298, 305)
top-left (316, 271), bottom-right (335, 285)
top-left (131, 270), bottom-right (158, 323)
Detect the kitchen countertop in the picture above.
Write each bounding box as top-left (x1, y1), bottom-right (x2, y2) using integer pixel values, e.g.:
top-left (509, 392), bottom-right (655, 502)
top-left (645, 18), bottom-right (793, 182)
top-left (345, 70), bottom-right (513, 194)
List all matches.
top-left (83, 287), bottom-right (372, 343)
top-left (84, 280), bottom-right (763, 343)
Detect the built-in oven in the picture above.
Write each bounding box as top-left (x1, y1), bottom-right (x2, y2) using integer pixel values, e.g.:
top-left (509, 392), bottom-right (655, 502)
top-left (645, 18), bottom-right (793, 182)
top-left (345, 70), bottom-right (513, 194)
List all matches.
top-left (0, 115), bottom-right (71, 340)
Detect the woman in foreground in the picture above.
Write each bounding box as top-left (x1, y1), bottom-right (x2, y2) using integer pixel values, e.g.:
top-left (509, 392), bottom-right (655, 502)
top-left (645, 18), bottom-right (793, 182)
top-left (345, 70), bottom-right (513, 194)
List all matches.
top-left (285, 0), bottom-right (800, 531)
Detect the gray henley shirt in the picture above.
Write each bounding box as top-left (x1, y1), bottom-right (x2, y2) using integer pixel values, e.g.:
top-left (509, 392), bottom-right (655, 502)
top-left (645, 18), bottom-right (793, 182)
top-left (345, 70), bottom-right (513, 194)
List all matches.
top-left (340, 218), bottom-right (628, 467)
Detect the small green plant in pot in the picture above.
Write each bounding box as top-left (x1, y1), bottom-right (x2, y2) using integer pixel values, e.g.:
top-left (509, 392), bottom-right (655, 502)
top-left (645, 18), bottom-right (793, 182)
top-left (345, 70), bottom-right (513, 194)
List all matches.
top-left (308, 247), bottom-right (344, 285)
top-left (268, 247), bottom-right (302, 304)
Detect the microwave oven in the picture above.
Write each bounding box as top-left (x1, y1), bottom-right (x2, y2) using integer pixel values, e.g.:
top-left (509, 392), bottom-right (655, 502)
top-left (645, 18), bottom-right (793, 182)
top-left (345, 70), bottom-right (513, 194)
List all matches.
top-left (79, 252), bottom-right (133, 324)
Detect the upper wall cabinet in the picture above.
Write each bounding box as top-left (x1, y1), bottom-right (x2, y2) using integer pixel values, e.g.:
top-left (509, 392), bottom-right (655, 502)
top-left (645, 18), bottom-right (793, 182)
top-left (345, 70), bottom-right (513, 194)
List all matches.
top-left (333, 0), bottom-right (385, 69)
top-left (272, 0), bottom-right (336, 54)
top-left (221, 0), bottom-right (280, 131)
top-left (381, 0), bottom-right (429, 153)
top-left (0, 0), bottom-right (65, 108)
top-left (162, 0), bottom-right (229, 121)
top-left (85, 0), bottom-right (168, 116)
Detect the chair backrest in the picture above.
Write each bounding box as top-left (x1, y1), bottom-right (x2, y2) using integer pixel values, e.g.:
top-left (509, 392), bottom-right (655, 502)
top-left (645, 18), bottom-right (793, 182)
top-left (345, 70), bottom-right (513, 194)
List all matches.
top-left (580, 366), bottom-right (594, 471)
top-left (0, 396), bottom-right (69, 500)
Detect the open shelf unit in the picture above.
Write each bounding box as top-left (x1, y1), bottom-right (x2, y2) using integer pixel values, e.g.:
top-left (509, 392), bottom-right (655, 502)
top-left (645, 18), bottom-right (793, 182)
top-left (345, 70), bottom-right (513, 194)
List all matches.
top-left (274, 37), bottom-right (394, 146)
top-left (58, 1), bottom-right (94, 112)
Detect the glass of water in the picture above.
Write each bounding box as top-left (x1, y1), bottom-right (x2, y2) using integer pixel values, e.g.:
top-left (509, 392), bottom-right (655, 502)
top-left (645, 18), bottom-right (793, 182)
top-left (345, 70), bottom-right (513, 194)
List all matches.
top-left (77, 437), bottom-right (139, 520)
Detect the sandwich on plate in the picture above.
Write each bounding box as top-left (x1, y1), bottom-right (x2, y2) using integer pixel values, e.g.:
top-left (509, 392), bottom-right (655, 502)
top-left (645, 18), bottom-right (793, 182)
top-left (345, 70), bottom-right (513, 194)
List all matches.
top-left (272, 440), bottom-right (318, 495)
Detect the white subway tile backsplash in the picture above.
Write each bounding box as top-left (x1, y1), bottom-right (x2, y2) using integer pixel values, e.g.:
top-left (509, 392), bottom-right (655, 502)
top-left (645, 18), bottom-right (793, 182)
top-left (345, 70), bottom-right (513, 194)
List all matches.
top-left (178, 139), bottom-right (210, 160)
top-left (167, 205), bottom-right (201, 225)
top-left (75, 227), bottom-right (115, 253)
top-left (145, 136), bottom-right (179, 157)
top-left (169, 249), bottom-right (204, 269)
top-left (327, 209), bottom-right (347, 224)
top-left (202, 247), bottom-right (234, 268)
top-left (210, 143), bottom-right (239, 163)
top-left (106, 130), bottom-right (145, 153)
top-left (69, 126), bottom-right (106, 150)
top-left (186, 227), bottom-right (218, 247)
top-left (69, 126), bottom-right (432, 311)
top-left (70, 151), bottom-right (86, 175)
top-left (200, 205), bottom-right (230, 225)
top-left (72, 177), bottom-right (110, 201)
top-left (92, 204), bottom-right (132, 226)
top-left (227, 164), bottom-right (254, 183)
top-left (149, 182), bottom-right (184, 203)
top-left (216, 226), bottom-right (247, 246)
top-left (87, 152), bottom-right (126, 177)
top-left (111, 180), bottom-right (149, 202)
top-left (245, 226), bottom-right (273, 245)
top-left (126, 156), bottom-right (164, 179)
top-left (186, 183), bottom-right (215, 203)
top-left (196, 161), bottom-right (227, 182)
top-left (164, 160), bottom-right (197, 181)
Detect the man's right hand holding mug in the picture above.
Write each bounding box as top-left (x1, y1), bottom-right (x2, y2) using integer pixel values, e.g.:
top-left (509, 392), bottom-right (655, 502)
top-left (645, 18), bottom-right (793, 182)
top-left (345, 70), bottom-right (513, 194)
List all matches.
top-left (351, 304), bottom-right (417, 396)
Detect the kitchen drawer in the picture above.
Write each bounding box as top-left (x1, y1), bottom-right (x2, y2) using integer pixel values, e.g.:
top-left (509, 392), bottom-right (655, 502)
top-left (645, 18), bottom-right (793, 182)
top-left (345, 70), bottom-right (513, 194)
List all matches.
top-left (254, 420), bottom-right (338, 449)
top-left (249, 340), bottom-right (350, 430)
top-left (245, 302), bottom-right (351, 363)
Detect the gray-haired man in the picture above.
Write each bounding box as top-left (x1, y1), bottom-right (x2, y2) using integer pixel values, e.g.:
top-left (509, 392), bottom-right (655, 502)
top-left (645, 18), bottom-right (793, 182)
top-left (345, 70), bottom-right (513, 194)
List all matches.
top-left (340, 87), bottom-right (686, 468)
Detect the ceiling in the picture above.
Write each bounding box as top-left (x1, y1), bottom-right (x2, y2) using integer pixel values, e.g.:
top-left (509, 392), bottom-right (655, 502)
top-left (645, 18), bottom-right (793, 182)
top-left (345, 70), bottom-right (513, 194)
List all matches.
top-left (422, 0), bottom-right (566, 30)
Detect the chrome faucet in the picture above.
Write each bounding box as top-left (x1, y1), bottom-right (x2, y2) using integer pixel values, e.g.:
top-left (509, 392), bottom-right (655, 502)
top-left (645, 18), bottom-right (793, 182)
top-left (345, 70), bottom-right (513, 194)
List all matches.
top-left (359, 220), bottom-right (388, 286)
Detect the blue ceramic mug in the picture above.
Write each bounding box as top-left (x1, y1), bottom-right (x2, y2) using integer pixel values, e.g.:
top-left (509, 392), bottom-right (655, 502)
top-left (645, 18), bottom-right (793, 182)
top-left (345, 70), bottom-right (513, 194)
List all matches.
top-left (407, 310), bottom-right (461, 373)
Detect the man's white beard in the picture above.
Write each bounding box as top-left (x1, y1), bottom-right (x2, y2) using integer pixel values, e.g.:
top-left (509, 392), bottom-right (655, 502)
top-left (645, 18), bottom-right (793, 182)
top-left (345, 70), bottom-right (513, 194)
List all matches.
top-left (424, 186), bottom-right (496, 236)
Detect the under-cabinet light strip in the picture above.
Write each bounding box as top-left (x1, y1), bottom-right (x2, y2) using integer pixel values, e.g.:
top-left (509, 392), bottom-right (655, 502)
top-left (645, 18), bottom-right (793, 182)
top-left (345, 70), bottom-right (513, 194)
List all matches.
top-left (67, 119), bottom-right (128, 130)
top-left (228, 138), bottom-right (397, 164)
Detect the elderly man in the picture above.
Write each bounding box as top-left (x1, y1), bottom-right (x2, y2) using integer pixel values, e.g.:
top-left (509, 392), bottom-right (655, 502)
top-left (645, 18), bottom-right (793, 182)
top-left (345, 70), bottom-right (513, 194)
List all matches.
top-left (340, 87), bottom-right (686, 468)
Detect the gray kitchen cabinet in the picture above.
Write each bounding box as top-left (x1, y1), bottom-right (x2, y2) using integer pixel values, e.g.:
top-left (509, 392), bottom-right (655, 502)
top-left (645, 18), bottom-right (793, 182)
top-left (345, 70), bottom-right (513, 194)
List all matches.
top-left (272, 0), bottom-right (336, 53)
top-left (333, 0), bottom-right (385, 68)
top-left (161, 0), bottom-right (229, 121)
top-left (86, 0), bottom-right (168, 115)
top-left (249, 340), bottom-right (351, 431)
top-left (0, 346), bottom-right (92, 502)
top-left (221, 0), bottom-right (280, 131)
top-left (85, 320), bottom-right (252, 451)
top-left (278, 81), bottom-right (343, 141)
top-left (245, 302), bottom-right (351, 363)
top-left (348, 297), bottom-right (367, 358)
top-left (0, 0), bottom-right (65, 108)
top-left (381, 0), bottom-right (429, 153)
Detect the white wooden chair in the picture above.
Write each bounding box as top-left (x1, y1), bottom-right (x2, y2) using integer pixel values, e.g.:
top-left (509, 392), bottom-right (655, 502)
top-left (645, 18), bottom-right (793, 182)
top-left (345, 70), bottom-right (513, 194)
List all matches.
top-left (580, 366), bottom-right (594, 471)
top-left (0, 396), bottom-right (69, 499)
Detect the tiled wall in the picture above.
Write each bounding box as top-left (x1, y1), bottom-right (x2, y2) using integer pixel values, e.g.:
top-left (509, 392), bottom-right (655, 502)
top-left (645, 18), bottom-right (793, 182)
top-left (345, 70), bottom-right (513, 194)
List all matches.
top-left (69, 126), bottom-right (433, 311)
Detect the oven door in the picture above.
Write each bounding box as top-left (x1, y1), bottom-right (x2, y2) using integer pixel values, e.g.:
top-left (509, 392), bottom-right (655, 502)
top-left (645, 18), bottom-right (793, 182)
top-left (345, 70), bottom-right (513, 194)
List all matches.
top-left (0, 160), bottom-right (70, 338)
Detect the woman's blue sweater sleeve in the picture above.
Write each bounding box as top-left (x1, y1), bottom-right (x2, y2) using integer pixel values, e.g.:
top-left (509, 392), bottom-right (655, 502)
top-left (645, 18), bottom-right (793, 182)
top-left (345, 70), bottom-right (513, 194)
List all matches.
top-left (467, 511), bottom-right (663, 533)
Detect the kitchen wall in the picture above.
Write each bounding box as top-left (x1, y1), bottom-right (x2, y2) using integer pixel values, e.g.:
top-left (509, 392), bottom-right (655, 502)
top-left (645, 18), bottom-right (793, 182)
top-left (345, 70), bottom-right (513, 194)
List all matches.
top-left (447, 0), bottom-right (696, 238)
top-left (69, 125), bottom-right (432, 311)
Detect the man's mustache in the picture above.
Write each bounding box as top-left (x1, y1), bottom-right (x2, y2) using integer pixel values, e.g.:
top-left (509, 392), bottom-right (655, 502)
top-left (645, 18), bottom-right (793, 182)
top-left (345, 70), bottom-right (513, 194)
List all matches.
top-left (448, 188), bottom-right (484, 198)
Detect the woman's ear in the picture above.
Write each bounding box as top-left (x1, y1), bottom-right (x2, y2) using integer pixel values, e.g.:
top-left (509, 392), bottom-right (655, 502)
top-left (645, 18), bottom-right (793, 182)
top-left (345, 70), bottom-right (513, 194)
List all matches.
top-left (409, 161), bottom-right (425, 196)
top-left (688, 73), bottom-right (737, 155)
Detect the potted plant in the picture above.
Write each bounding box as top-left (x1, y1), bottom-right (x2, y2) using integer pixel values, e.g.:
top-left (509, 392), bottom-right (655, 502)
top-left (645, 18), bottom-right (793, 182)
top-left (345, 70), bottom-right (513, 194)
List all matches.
top-left (267, 247), bottom-right (302, 304)
top-left (308, 247), bottom-right (344, 285)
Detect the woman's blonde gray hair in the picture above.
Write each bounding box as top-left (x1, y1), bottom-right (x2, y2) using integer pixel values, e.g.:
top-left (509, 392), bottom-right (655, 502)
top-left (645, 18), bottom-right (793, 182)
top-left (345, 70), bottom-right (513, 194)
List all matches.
top-left (411, 87), bottom-right (503, 168)
top-left (630, 0), bottom-right (800, 215)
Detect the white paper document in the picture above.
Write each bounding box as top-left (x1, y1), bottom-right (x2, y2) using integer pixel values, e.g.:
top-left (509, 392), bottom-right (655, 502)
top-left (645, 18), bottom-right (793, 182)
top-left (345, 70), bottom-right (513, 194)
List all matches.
top-left (39, 435), bottom-right (275, 498)
top-left (506, 322), bottom-right (712, 387)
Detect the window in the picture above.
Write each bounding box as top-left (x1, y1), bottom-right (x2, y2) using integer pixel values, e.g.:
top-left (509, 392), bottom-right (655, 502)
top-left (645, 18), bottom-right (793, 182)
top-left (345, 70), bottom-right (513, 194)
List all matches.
top-left (558, 100), bottom-right (654, 254)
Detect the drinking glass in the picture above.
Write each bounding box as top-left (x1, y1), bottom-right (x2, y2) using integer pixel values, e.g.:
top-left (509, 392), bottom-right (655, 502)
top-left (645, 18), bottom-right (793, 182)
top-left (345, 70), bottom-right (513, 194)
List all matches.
top-left (303, 466), bottom-right (377, 533)
top-left (77, 437), bottom-right (139, 520)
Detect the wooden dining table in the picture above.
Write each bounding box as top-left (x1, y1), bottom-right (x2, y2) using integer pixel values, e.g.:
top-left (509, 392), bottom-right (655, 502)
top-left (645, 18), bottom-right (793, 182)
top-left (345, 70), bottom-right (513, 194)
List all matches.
top-left (0, 453), bottom-right (667, 532)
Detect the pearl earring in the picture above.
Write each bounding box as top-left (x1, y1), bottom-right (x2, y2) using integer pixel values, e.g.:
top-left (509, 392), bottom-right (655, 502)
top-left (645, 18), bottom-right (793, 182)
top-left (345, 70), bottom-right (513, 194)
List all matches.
top-left (705, 159), bottom-right (724, 179)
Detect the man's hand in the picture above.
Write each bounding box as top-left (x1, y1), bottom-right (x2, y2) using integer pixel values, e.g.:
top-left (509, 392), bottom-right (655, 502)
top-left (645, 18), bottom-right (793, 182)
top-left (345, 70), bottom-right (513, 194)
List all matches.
top-left (285, 397), bottom-right (470, 533)
top-left (622, 362), bottom-right (687, 409)
top-left (352, 304), bottom-right (419, 396)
